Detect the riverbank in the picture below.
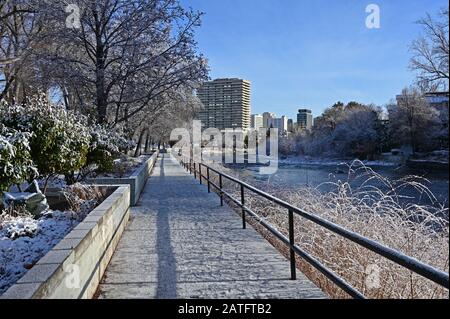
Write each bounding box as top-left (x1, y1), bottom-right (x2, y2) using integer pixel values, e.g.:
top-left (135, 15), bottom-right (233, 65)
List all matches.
top-left (278, 155), bottom-right (398, 168)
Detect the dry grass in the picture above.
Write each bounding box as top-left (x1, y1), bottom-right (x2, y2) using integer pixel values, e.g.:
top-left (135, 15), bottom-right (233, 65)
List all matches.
top-left (63, 183), bottom-right (108, 220)
top-left (199, 160), bottom-right (449, 299)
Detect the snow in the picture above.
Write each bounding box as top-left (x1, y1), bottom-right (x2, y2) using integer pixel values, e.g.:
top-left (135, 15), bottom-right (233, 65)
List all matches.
top-left (409, 159), bottom-right (448, 164)
top-left (90, 155), bottom-right (150, 178)
top-left (0, 211), bottom-right (78, 294)
top-left (0, 182), bottom-right (103, 294)
top-left (278, 156), bottom-right (397, 167)
top-left (8, 177), bottom-right (67, 193)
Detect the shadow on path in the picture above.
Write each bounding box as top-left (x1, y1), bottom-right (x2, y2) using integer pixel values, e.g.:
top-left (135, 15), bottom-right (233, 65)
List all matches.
top-left (156, 155), bottom-right (177, 298)
top-left (97, 153), bottom-right (327, 299)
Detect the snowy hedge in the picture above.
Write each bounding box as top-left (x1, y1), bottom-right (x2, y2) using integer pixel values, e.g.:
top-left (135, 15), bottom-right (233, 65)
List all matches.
top-left (0, 95), bottom-right (91, 184)
top-left (87, 124), bottom-right (136, 173)
top-left (0, 95), bottom-right (136, 191)
top-left (0, 125), bottom-right (38, 192)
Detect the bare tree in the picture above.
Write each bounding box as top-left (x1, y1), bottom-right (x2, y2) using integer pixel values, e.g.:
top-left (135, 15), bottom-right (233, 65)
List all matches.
top-left (40, 0), bottom-right (208, 125)
top-left (388, 87), bottom-right (440, 154)
top-left (132, 86), bottom-right (202, 156)
top-left (0, 0), bottom-right (42, 102)
top-left (410, 7), bottom-right (449, 91)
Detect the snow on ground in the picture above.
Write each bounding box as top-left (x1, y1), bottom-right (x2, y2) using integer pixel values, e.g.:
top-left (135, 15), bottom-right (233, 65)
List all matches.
top-left (278, 155), bottom-right (397, 167)
top-left (90, 155), bottom-right (150, 178)
top-left (9, 176), bottom-right (67, 193)
top-left (0, 211), bottom-right (79, 294)
top-left (204, 150), bottom-right (398, 168)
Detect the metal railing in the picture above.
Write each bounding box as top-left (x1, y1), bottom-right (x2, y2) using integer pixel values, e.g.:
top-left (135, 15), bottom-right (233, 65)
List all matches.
top-left (177, 155), bottom-right (449, 299)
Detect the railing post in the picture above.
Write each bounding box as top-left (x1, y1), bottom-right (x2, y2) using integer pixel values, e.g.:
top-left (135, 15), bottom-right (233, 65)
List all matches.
top-left (207, 167), bottom-right (210, 193)
top-left (219, 174), bottom-right (223, 206)
top-left (241, 184), bottom-right (246, 229)
top-left (194, 162), bottom-right (196, 179)
top-left (288, 209), bottom-right (297, 280)
top-left (199, 163), bottom-right (202, 185)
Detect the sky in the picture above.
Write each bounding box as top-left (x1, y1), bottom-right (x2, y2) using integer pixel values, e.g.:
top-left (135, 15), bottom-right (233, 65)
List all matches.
top-left (181, 0), bottom-right (448, 119)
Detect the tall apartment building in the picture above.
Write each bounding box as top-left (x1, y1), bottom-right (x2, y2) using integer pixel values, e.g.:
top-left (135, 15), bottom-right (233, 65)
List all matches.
top-left (262, 112), bottom-right (276, 128)
top-left (197, 78), bottom-right (251, 130)
top-left (297, 109), bottom-right (313, 131)
top-left (251, 114), bottom-right (264, 130)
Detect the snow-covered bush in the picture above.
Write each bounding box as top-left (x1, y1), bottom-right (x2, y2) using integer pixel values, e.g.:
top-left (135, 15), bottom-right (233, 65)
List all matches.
top-left (0, 95), bottom-right (90, 186)
top-left (0, 124), bottom-right (38, 192)
top-left (89, 124), bottom-right (135, 155)
top-left (86, 124), bottom-right (136, 173)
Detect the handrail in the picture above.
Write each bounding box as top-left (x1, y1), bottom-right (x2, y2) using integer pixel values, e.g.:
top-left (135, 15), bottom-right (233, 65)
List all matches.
top-left (177, 155), bottom-right (449, 298)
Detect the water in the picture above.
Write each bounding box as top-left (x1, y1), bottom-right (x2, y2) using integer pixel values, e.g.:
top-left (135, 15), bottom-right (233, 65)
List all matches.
top-left (230, 163), bottom-right (449, 207)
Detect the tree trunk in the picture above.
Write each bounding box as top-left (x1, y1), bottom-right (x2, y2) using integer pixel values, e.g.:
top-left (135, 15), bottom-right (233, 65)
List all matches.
top-left (134, 129), bottom-right (146, 157)
top-left (95, 31), bottom-right (108, 124)
top-left (96, 73), bottom-right (107, 124)
top-left (144, 130), bottom-right (150, 154)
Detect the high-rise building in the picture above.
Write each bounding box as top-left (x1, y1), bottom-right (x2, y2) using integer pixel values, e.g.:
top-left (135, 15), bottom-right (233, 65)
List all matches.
top-left (271, 116), bottom-right (289, 134)
top-left (297, 109), bottom-right (313, 131)
top-left (251, 114), bottom-right (264, 130)
top-left (262, 112), bottom-right (276, 128)
top-left (197, 78), bottom-right (251, 130)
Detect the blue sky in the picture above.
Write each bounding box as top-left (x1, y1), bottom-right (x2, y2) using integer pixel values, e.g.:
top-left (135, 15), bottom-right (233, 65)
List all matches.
top-left (181, 0), bottom-right (448, 119)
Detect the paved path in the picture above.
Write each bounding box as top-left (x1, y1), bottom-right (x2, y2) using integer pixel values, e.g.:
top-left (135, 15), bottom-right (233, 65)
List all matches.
top-left (97, 154), bottom-right (326, 299)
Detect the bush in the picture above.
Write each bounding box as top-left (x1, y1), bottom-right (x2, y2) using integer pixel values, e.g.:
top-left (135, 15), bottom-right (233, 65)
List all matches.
top-left (0, 95), bottom-right (90, 186)
top-left (0, 125), bottom-right (38, 192)
top-left (86, 124), bottom-right (136, 174)
top-left (1, 95), bottom-right (136, 187)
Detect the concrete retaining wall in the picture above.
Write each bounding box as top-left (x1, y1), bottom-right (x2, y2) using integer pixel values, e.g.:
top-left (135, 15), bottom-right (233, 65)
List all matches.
top-left (86, 151), bottom-right (158, 205)
top-left (1, 186), bottom-right (130, 299)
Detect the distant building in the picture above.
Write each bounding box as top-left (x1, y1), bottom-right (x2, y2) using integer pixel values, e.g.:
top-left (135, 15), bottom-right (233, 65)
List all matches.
top-left (424, 92), bottom-right (449, 109)
top-left (425, 92), bottom-right (449, 148)
top-left (197, 78), bottom-right (251, 130)
top-left (396, 91), bottom-right (449, 108)
top-left (262, 112), bottom-right (276, 128)
top-left (297, 109), bottom-right (313, 131)
top-left (287, 119), bottom-right (294, 132)
top-left (270, 116), bottom-right (289, 134)
top-left (250, 114), bottom-right (264, 130)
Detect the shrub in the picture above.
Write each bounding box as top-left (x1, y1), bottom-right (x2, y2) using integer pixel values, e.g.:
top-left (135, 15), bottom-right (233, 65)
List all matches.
top-left (0, 95), bottom-right (90, 187)
top-left (0, 124), bottom-right (38, 192)
top-left (0, 95), bottom-right (136, 186)
top-left (86, 124), bottom-right (136, 174)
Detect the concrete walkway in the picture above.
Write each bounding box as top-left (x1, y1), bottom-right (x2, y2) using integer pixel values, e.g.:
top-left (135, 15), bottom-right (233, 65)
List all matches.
top-left (96, 154), bottom-right (326, 299)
